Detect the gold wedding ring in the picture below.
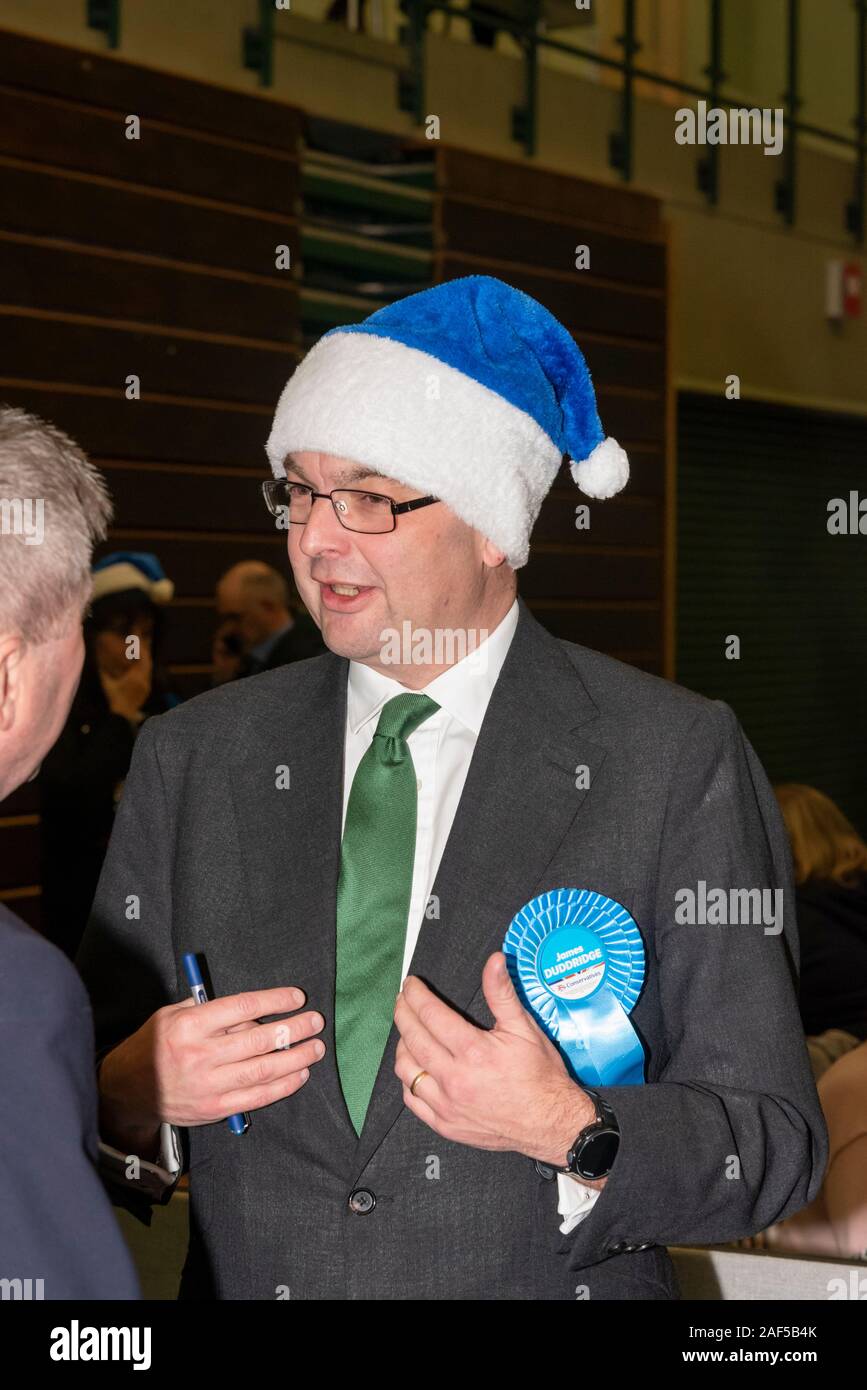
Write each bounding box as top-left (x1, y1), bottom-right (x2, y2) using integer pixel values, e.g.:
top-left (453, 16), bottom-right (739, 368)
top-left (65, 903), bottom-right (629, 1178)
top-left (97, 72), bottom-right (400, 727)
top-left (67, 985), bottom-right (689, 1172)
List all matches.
top-left (410, 1069), bottom-right (429, 1096)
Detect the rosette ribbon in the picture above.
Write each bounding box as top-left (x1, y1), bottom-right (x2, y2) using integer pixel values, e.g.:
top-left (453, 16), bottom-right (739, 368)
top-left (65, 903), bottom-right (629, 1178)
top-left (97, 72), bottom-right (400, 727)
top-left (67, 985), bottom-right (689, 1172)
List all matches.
top-left (503, 888), bottom-right (646, 1086)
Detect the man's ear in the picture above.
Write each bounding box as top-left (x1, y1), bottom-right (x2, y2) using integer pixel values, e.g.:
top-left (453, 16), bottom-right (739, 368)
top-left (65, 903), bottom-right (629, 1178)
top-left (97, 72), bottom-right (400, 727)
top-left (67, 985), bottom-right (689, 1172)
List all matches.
top-left (480, 536), bottom-right (509, 569)
top-left (0, 634), bottom-right (24, 733)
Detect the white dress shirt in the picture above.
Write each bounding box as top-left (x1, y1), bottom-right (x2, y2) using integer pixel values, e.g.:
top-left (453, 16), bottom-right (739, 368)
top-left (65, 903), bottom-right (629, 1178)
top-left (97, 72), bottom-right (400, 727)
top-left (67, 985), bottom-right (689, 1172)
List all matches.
top-left (342, 597), bottom-right (598, 1233)
top-left (100, 597), bottom-right (599, 1233)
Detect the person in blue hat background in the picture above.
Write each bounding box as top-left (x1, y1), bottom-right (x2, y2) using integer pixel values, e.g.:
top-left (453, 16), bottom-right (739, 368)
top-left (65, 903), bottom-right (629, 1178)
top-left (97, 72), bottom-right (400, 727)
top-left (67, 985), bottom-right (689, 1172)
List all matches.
top-left (39, 552), bottom-right (179, 960)
top-left (77, 276), bottom-right (824, 1301)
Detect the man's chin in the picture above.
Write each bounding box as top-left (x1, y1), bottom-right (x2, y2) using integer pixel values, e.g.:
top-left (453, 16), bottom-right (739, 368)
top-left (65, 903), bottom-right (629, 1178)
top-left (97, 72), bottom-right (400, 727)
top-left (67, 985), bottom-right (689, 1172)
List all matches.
top-left (318, 614), bottom-right (384, 663)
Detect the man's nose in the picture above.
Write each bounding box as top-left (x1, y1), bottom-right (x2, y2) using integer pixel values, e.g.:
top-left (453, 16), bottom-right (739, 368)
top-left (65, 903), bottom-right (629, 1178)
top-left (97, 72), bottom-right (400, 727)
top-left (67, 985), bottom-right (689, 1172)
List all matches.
top-left (298, 494), bottom-right (352, 555)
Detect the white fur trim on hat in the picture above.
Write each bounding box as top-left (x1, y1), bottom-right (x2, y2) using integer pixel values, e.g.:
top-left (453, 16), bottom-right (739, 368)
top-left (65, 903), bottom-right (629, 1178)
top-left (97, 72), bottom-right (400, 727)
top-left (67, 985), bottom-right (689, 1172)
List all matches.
top-left (265, 331), bottom-right (563, 569)
top-left (90, 565), bottom-right (174, 605)
top-left (569, 437), bottom-right (629, 499)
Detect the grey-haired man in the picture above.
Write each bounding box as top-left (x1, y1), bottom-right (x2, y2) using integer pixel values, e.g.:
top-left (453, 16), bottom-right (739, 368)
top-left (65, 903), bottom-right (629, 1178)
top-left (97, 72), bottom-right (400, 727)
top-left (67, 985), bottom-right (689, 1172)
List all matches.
top-left (0, 406), bottom-right (140, 1300)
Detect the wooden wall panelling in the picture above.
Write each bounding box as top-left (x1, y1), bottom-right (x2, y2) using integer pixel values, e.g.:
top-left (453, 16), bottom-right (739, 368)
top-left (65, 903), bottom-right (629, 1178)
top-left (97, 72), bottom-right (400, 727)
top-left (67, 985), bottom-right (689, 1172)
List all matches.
top-left (435, 149), bottom-right (668, 670)
top-left (0, 31), bottom-right (303, 921)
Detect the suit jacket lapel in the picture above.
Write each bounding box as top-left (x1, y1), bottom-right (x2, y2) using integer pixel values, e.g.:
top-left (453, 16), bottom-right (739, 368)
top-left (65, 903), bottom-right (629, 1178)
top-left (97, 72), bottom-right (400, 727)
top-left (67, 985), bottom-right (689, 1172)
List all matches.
top-left (354, 599), bottom-right (608, 1174)
top-left (228, 650), bottom-right (358, 1148)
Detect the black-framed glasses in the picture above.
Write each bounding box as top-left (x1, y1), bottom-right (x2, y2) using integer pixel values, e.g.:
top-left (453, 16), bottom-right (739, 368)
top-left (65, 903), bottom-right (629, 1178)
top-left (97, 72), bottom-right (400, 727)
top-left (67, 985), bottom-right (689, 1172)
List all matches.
top-left (261, 478), bottom-right (440, 535)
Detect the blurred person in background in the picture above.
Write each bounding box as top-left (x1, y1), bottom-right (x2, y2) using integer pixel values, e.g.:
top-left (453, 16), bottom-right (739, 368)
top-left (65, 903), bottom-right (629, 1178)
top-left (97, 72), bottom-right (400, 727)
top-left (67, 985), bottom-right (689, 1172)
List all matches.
top-left (757, 1038), bottom-right (867, 1261)
top-left (751, 785), bottom-right (867, 1260)
top-left (38, 551), bottom-right (178, 961)
top-left (393, 0), bottom-right (534, 49)
top-left (214, 559), bottom-right (324, 682)
top-left (776, 783), bottom-right (867, 1050)
top-left (0, 405), bottom-right (140, 1298)
top-left (210, 615), bottom-right (245, 686)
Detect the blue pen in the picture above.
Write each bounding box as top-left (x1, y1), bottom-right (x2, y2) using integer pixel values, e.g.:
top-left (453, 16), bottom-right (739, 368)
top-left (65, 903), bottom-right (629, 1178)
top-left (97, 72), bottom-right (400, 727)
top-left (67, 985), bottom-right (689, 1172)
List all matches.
top-left (181, 952), bottom-right (250, 1136)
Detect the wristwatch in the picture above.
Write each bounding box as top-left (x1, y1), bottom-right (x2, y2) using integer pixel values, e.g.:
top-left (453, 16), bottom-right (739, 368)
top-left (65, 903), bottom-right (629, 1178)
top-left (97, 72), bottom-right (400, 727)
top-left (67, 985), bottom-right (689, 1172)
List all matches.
top-left (556, 1088), bottom-right (620, 1180)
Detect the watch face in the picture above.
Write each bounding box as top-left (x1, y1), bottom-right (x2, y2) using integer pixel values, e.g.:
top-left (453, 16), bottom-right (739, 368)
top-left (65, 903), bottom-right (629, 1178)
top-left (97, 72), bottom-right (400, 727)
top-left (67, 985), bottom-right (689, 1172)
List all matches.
top-left (578, 1130), bottom-right (619, 1178)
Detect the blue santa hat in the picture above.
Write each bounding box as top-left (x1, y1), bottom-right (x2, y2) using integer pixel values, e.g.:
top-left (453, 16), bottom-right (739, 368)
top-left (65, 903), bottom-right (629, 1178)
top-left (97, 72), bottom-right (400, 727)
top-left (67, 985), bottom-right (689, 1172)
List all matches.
top-left (90, 551), bottom-right (174, 605)
top-left (265, 275), bottom-right (628, 568)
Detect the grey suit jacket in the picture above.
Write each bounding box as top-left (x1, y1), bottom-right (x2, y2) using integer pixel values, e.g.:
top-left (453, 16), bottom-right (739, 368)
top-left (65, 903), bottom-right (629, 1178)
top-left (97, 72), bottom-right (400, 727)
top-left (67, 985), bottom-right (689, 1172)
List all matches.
top-left (0, 904), bottom-right (141, 1299)
top-left (76, 598), bottom-right (828, 1300)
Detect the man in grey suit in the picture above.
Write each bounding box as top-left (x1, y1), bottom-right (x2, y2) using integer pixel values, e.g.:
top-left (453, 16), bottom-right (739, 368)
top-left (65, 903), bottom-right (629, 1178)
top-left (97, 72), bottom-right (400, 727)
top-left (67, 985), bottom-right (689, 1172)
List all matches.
top-left (0, 406), bottom-right (140, 1299)
top-left (78, 277), bottom-right (827, 1300)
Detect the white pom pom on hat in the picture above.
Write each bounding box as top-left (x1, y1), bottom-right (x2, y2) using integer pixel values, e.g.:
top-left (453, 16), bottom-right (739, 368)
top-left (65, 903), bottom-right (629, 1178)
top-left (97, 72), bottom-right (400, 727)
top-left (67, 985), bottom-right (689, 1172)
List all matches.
top-left (570, 437), bottom-right (630, 500)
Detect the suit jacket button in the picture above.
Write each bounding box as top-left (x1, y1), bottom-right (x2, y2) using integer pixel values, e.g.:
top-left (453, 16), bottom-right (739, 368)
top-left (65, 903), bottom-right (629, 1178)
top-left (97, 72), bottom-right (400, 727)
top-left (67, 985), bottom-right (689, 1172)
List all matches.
top-left (534, 1160), bottom-right (557, 1181)
top-left (607, 1241), bottom-right (627, 1254)
top-left (348, 1188), bottom-right (376, 1214)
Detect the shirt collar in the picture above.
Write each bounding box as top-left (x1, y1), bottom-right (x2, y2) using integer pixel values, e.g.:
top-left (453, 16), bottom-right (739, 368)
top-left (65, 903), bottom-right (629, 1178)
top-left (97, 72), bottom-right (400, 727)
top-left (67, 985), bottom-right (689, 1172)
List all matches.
top-left (347, 598), bottom-right (519, 737)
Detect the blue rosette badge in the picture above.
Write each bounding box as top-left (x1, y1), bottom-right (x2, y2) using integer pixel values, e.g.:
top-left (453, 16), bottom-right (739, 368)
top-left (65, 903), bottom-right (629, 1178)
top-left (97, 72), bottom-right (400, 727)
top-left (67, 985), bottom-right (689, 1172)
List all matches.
top-left (503, 888), bottom-right (647, 1086)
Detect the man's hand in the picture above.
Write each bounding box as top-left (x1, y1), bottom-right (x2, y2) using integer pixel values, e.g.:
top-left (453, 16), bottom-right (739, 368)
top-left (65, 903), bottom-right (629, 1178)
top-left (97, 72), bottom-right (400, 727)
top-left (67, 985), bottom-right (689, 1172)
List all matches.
top-left (394, 951), bottom-right (600, 1180)
top-left (98, 987), bottom-right (326, 1154)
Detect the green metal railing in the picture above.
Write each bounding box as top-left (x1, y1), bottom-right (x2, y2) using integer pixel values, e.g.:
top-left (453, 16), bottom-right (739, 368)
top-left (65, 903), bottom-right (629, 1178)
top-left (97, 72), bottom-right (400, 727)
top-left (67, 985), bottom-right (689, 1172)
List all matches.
top-left (243, 0), bottom-right (276, 87)
top-left (395, 0), bottom-right (867, 241)
top-left (86, 0), bottom-right (121, 49)
top-left (90, 0), bottom-right (865, 239)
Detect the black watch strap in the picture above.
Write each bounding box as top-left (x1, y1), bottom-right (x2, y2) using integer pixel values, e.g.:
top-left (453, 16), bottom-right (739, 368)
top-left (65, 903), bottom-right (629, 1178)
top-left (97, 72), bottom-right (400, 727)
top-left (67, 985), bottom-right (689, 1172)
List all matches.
top-left (558, 1088), bottom-right (620, 1180)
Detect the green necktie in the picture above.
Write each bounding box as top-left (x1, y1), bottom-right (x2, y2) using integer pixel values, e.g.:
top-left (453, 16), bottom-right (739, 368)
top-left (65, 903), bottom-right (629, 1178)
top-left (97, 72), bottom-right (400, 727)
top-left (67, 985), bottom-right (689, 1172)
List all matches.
top-left (335, 692), bottom-right (440, 1136)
